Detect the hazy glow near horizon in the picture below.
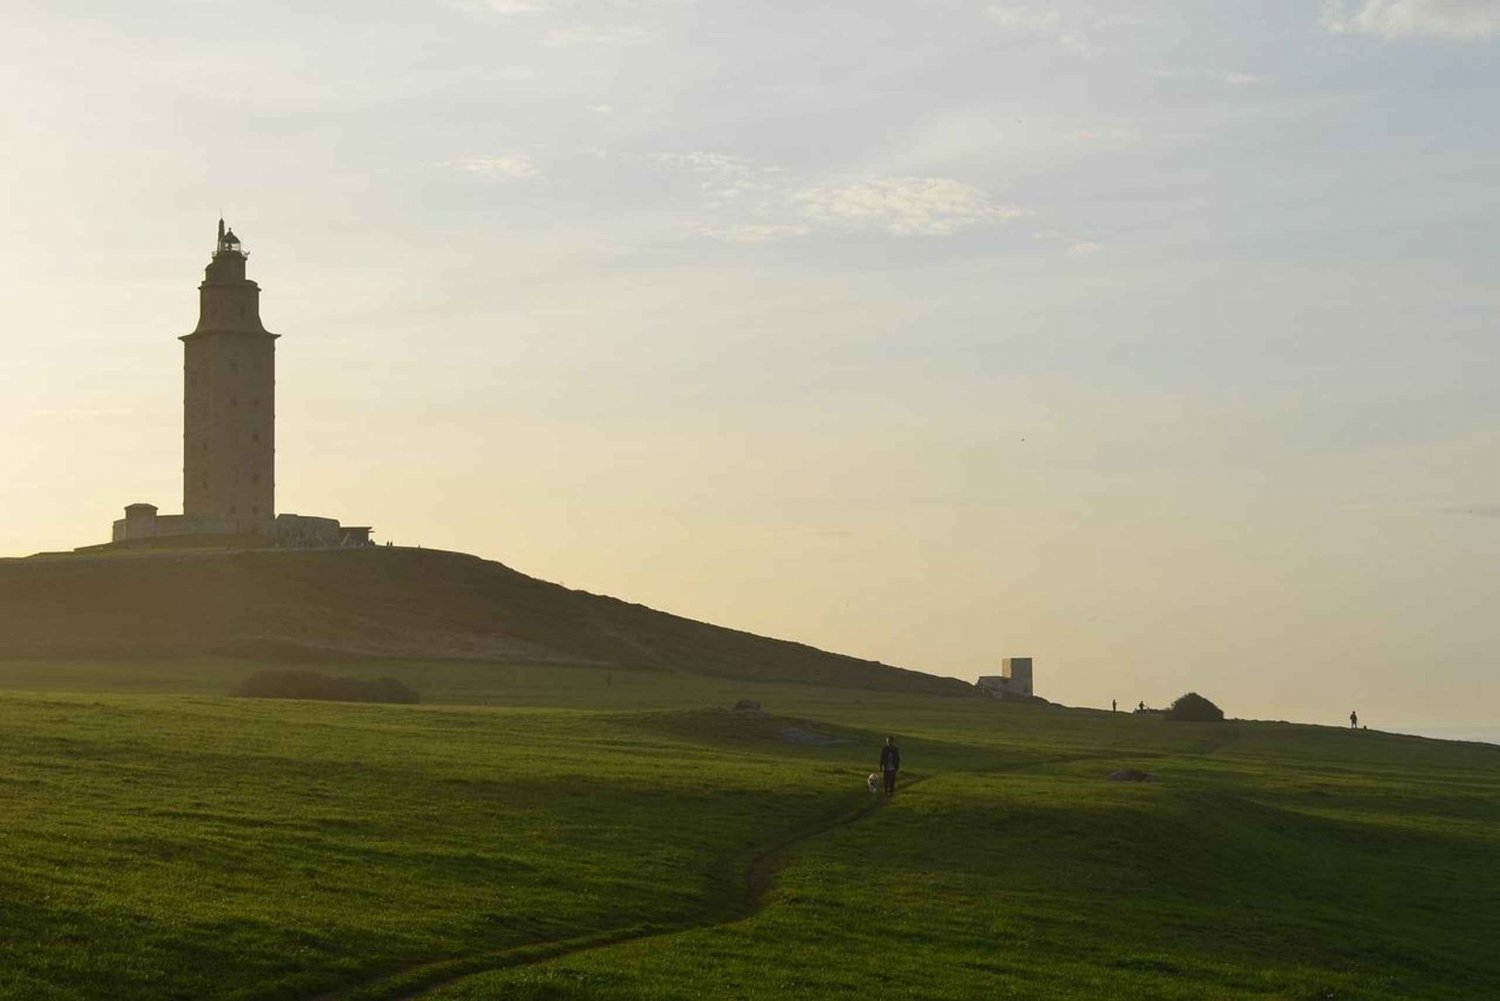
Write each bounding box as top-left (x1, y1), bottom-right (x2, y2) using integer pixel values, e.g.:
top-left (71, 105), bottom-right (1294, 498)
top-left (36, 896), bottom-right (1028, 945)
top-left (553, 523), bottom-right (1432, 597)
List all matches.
top-left (2, 1), bottom-right (1496, 726)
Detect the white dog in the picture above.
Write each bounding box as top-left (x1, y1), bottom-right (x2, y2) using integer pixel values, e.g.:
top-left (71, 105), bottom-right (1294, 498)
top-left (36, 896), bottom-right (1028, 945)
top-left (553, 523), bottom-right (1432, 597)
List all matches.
top-left (867, 773), bottom-right (881, 794)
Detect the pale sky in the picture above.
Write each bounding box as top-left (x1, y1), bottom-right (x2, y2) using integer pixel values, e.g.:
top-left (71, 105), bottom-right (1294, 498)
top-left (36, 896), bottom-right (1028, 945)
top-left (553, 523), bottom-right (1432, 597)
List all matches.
top-left (2, 0), bottom-right (1497, 727)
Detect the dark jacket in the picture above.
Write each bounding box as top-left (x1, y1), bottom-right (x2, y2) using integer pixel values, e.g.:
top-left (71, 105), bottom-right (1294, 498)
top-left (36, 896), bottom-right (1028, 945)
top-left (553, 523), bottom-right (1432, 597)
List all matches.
top-left (879, 744), bottom-right (901, 772)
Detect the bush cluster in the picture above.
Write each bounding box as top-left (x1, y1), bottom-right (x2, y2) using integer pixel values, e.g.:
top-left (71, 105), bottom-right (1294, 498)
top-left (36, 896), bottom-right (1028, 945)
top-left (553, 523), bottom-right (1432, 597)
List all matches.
top-left (231, 670), bottom-right (419, 704)
top-left (1165, 691), bottom-right (1224, 722)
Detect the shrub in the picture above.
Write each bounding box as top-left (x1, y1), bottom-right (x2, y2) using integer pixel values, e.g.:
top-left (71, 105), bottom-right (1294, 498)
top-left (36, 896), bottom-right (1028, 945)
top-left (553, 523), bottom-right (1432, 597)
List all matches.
top-left (1165, 691), bottom-right (1224, 722)
top-left (231, 669), bottom-right (419, 704)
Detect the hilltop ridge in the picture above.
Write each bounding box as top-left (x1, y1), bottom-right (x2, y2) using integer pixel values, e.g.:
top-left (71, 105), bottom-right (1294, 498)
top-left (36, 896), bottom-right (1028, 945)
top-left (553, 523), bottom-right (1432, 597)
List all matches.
top-left (0, 547), bottom-right (971, 695)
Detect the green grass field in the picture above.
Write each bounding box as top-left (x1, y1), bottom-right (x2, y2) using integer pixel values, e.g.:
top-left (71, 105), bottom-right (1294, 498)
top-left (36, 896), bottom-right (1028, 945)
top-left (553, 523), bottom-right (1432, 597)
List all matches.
top-left (0, 659), bottom-right (1495, 1000)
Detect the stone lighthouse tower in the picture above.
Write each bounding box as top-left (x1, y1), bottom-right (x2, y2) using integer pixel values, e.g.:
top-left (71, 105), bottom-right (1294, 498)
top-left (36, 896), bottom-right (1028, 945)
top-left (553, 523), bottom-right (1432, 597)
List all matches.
top-left (101, 221), bottom-right (369, 550)
top-left (180, 220), bottom-right (277, 536)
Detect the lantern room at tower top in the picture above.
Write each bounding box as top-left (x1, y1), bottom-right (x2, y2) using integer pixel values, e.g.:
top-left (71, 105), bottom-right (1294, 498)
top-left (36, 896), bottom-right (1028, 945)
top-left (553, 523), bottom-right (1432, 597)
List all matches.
top-left (217, 218), bottom-right (242, 254)
top-left (84, 220), bottom-right (371, 552)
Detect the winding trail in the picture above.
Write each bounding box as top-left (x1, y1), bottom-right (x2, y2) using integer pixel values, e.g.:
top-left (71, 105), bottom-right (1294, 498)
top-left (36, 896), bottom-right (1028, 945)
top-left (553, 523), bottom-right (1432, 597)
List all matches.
top-left (309, 776), bottom-right (927, 1001)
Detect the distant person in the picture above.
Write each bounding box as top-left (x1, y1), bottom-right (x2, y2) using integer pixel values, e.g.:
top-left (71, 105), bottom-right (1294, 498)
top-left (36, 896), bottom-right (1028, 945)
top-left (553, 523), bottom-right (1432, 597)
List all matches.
top-left (879, 736), bottom-right (901, 797)
top-left (1112, 699), bottom-right (1117, 712)
top-left (1138, 700), bottom-right (1146, 712)
top-left (1350, 710), bottom-right (1358, 730)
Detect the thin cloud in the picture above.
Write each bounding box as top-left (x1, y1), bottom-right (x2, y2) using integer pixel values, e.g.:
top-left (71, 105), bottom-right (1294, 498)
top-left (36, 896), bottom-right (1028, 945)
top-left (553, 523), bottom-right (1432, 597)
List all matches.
top-left (649, 151), bottom-right (780, 184)
top-left (795, 176), bottom-right (1024, 236)
top-left (450, 0), bottom-right (554, 13)
top-left (452, 0), bottom-right (689, 17)
top-left (543, 23), bottom-right (653, 46)
top-left (1321, 0), bottom-right (1500, 40)
top-left (701, 223), bottom-right (813, 243)
top-left (442, 154), bottom-right (541, 179)
top-left (1153, 68), bottom-right (1273, 85)
top-left (650, 152), bottom-right (1025, 240)
top-left (983, 4), bottom-right (1097, 56)
top-left (983, 5), bottom-right (1063, 31)
top-left (646, 152), bottom-right (785, 206)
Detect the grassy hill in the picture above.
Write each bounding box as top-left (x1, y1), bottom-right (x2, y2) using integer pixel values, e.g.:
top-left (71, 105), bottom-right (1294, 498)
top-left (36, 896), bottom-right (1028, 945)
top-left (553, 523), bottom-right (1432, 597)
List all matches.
top-left (0, 667), bottom-right (1494, 1000)
top-left (3, 550), bottom-right (1495, 999)
top-left (0, 547), bottom-right (968, 694)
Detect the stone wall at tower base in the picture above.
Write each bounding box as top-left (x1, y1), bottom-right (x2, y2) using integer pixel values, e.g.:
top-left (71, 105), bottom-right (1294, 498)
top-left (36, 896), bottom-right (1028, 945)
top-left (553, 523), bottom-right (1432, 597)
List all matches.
top-left (91, 505), bottom-right (371, 552)
top-left (113, 510), bottom-right (246, 544)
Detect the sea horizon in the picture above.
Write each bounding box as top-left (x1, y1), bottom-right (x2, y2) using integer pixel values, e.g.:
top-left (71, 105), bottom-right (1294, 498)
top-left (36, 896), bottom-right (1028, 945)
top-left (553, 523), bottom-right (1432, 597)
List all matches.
top-left (1385, 725), bottom-right (1500, 747)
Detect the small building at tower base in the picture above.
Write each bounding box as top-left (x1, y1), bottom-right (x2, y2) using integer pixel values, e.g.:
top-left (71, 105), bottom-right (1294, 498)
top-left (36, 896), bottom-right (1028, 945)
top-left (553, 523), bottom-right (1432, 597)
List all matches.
top-left (976, 657), bottom-right (1035, 700)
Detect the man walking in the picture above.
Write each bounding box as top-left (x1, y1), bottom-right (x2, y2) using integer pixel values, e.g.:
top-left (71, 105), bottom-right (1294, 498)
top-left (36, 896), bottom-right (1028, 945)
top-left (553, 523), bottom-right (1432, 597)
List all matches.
top-left (1350, 710), bottom-right (1359, 730)
top-left (879, 735), bottom-right (901, 796)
